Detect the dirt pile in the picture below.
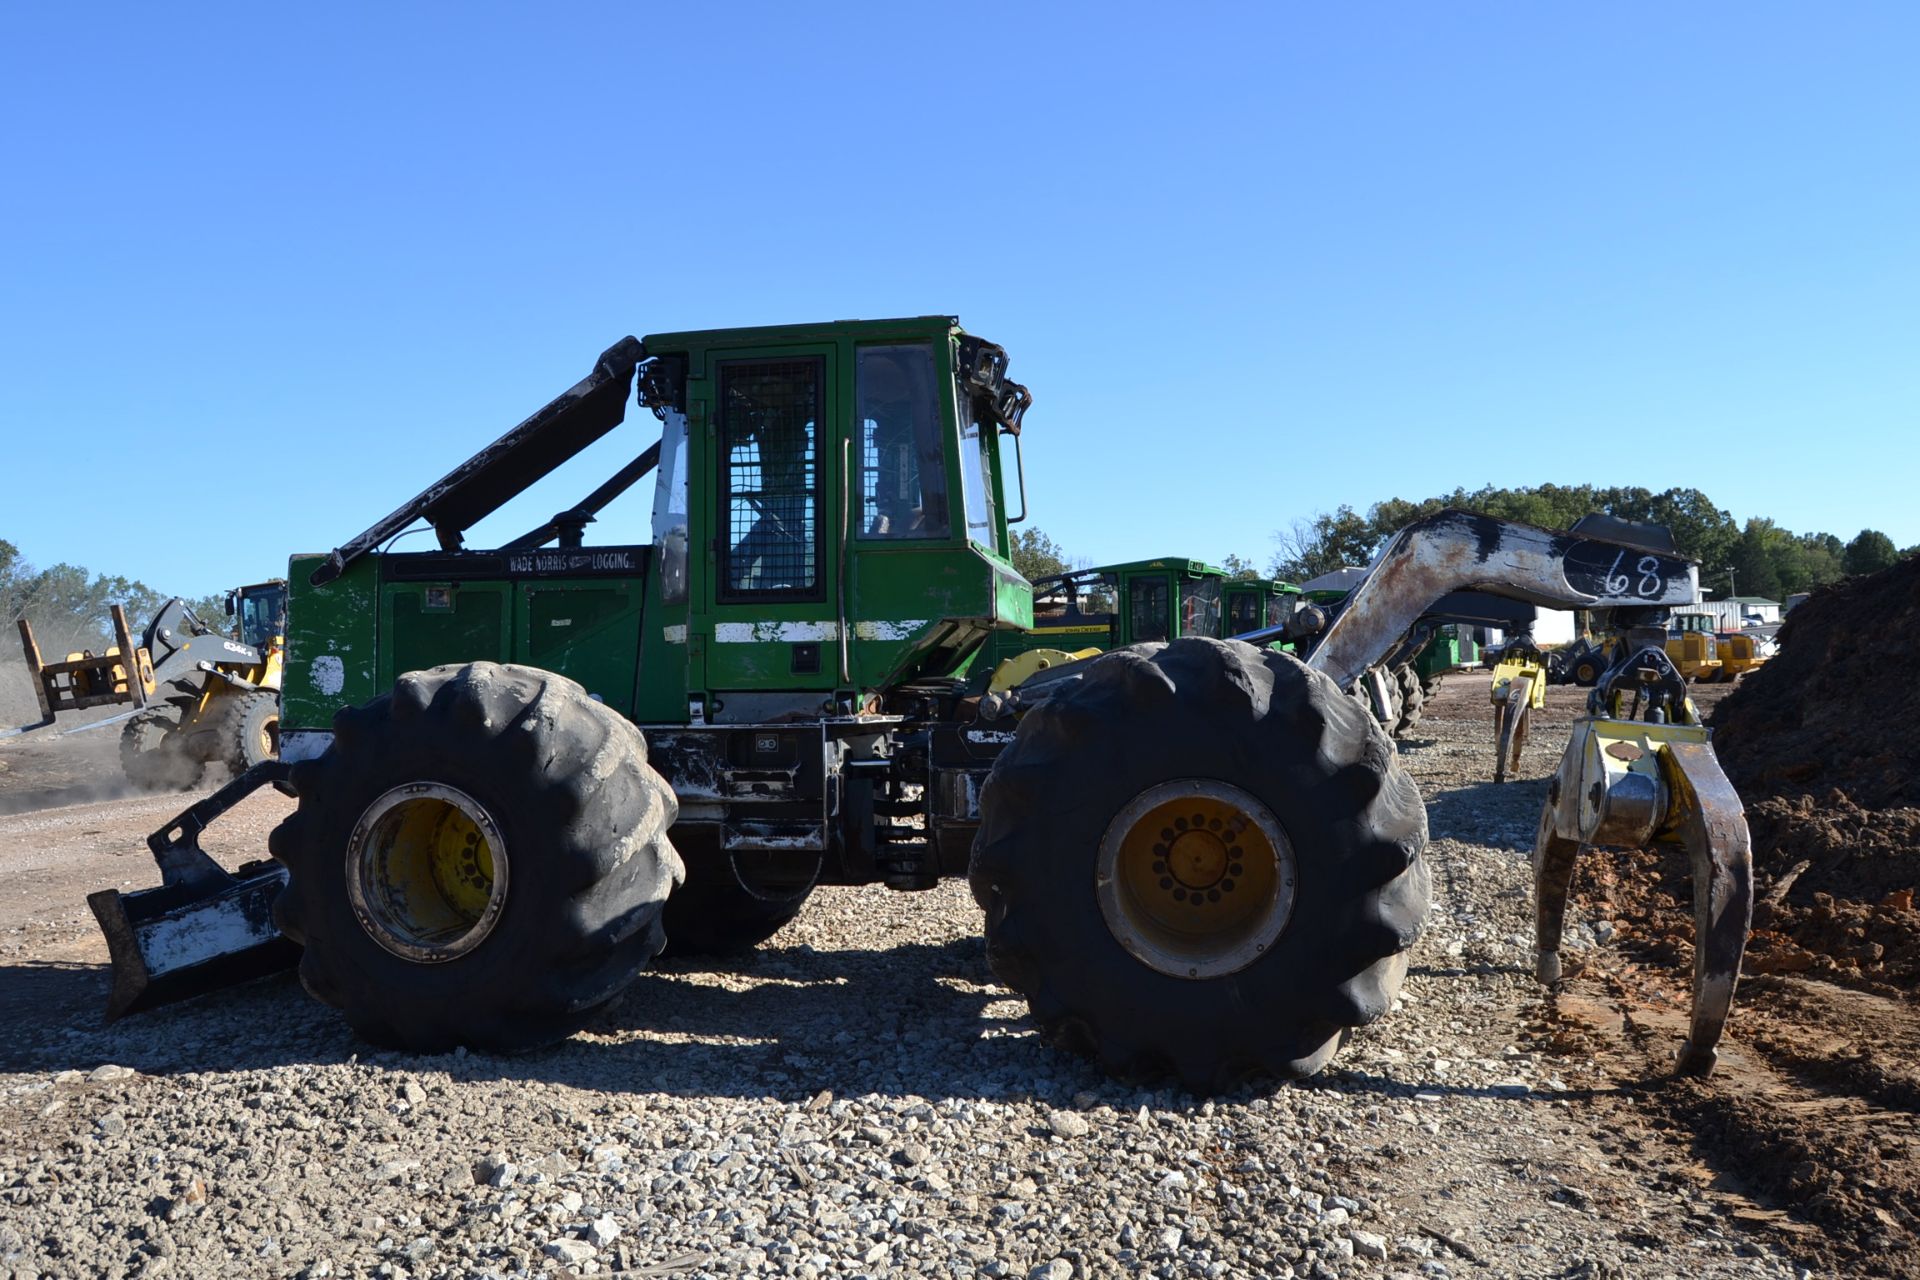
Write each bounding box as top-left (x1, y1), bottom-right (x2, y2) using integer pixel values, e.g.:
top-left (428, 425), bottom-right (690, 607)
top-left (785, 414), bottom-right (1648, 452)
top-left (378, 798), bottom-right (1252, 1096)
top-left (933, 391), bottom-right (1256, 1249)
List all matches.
top-left (1713, 551), bottom-right (1920, 811)
top-left (1706, 553), bottom-right (1920, 990)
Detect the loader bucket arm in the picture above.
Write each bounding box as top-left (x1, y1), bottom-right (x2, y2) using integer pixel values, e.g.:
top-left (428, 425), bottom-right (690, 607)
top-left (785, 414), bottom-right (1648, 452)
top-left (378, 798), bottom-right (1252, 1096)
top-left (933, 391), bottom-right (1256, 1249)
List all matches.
top-left (309, 336), bottom-right (647, 586)
top-left (1305, 510), bottom-right (1697, 691)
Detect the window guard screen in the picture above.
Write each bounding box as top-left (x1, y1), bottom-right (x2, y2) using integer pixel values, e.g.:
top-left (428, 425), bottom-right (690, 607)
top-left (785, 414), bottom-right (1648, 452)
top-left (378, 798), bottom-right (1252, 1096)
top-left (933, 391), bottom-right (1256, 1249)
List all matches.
top-left (719, 359), bottom-right (824, 600)
top-left (1130, 575), bottom-right (1171, 643)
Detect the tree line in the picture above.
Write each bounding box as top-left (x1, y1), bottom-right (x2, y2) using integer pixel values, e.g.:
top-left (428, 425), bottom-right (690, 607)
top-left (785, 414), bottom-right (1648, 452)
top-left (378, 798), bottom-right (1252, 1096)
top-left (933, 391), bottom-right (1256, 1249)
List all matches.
top-left (1013, 485), bottom-right (1913, 600)
top-left (0, 539), bottom-right (225, 660)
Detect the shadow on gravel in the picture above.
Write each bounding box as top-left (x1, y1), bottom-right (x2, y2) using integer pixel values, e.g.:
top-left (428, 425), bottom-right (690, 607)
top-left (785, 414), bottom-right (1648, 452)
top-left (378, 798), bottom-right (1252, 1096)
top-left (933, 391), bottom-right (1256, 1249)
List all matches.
top-left (0, 962), bottom-right (109, 1057)
top-left (1423, 777), bottom-right (1551, 847)
top-left (0, 940), bottom-right (1137, 1105)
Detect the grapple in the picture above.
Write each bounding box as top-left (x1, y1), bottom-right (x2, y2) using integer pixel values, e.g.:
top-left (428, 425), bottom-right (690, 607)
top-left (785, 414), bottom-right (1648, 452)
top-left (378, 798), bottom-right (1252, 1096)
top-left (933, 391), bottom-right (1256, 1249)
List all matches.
top-left (1488, 642), bottom-right (1549, 784)
top-left (1531, 642), bottom-right (1753, 1074)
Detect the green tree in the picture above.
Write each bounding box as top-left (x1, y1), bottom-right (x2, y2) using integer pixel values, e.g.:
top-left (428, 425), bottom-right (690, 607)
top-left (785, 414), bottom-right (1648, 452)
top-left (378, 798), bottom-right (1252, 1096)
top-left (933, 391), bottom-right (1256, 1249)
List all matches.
top-left (0, 541), bottom-right (215, 655)
top-left (1270, 506), bottom-right (1378, 581)
top-left (1795, 532), bottom-right (1845, 591)
top-left (1009, 527), bottom-right (1072, 582)
top-left (1218, 553), bottom-right (1261, 581)
top-left (1727, 518), bottom-right (1790, 601)
top-left (1844, 529), bottom-right (1899, 576)
top-left (1363, 484), bottom-right (1737, 570)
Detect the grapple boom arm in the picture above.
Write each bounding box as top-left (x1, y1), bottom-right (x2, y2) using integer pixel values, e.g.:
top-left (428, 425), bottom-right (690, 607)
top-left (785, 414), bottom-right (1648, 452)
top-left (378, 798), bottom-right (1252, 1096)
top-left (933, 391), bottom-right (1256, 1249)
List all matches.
top-left (1305, 510), bottom-right (1698, 690)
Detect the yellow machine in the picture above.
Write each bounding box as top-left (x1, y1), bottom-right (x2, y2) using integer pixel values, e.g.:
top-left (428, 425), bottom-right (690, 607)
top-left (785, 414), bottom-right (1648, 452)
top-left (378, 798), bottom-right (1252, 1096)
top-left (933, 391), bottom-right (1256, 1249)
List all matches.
top-left (9, 581), bottom-right (286, 788)
top-left (984, 646), bottom-right (1103, 693)
top-left (1489, 644), bottom-right (1549, 783)
top-left (1662, 613), bottom-right (1724, 682)
top-left (1712, 628), bottom-right (1769, 681)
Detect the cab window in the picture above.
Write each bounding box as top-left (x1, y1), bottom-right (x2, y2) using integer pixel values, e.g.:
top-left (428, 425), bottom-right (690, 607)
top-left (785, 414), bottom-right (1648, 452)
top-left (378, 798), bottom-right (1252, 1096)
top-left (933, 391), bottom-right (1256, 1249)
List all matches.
top-left (857, 345), bottom-right (949, 539)
top-left (955, 390), bottom-right (997, 551)
top-left (1228, 591), bottom-right (1260, 635)
top-left (1181, 578), bottom-right (1222, 638)
top-left (1129, 575), bottom-right (1171, 643)
top-left (717, 359), bottom-right (823, 599)
top-left (239, 587), bottom-right (286, 648)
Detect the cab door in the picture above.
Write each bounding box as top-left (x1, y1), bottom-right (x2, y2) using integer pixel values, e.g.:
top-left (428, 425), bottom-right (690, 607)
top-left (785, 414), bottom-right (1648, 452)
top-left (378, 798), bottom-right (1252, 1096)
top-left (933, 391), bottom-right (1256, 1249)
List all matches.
top-left (697, 348), bottom-right (842, 694)
top-left (1124, 573), bottom-right (1172, 644)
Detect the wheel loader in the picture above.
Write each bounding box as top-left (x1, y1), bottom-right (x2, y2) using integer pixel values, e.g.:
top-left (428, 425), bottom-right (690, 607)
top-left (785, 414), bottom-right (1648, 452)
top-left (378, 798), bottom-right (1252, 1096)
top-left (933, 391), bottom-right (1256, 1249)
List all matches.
top-left (87, 317), bottom-right (1754, 1087)
top-left (1671, 611), bottom-right (1768, 681)
top-left (8, 581), bottom-right (286, 787)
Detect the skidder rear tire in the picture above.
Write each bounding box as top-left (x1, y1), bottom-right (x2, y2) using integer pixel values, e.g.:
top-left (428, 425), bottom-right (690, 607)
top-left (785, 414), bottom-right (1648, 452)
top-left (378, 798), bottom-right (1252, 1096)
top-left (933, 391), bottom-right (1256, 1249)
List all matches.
top-left (971, 638), bottom-right (1429, 1091)
top-left (268, 662), bottom-right (682, 1053)
top-left (660, 826), bottom-right (816, 958)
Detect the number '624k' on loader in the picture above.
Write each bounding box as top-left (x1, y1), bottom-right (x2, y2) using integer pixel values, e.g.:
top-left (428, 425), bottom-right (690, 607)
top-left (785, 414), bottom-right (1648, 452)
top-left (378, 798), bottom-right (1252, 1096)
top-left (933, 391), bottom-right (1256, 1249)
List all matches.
top-left (89, 317), bottom-right (1755, 1089)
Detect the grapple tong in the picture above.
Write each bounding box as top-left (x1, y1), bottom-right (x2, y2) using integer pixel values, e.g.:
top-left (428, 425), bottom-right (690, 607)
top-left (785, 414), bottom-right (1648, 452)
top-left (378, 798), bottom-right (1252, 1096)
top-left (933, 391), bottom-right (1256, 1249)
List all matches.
top-left (1488, 636), bottom-right (1548, 784)
top-left (1532, 630), bottom-right (1753, 1074)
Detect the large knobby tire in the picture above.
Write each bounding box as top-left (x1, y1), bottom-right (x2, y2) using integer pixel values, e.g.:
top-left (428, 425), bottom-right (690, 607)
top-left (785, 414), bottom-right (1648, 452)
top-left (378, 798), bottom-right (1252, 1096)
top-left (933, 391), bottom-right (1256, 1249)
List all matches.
top-left (269, 662), bottom-right (682, 1053)
top-left (1347, 667), bottom-right (1400, 734)
top-left (971, 638), bottom-right (1429, 1091)
top-left (218, 691), bottom-right (280, 773)
top-left (119, 703), bottom-right (204, 791)
top-left (660, 826), bottom-right (817, 958)
top-left (1393, 665), bottom-right (1425, 737)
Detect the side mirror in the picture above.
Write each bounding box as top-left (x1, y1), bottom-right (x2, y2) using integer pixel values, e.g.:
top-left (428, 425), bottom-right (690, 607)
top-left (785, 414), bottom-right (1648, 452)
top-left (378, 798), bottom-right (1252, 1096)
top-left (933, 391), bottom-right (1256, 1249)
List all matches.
top-left (224, 591), bottom-right (236, 617)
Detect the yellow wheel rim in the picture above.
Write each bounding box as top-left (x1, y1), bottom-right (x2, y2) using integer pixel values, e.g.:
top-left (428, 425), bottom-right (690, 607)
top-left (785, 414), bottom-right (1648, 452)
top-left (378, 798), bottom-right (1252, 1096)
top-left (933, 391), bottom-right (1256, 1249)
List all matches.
top-left (346, 783), bottom-right (508, 962)
top-left (1095, 780), bottom-right (1296, 979)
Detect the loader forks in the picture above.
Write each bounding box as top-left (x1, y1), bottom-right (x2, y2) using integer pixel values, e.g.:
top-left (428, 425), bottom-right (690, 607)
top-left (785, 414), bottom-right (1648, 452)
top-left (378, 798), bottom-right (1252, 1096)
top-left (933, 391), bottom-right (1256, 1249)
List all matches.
top-left (7, 605), bottom-right (152, 737)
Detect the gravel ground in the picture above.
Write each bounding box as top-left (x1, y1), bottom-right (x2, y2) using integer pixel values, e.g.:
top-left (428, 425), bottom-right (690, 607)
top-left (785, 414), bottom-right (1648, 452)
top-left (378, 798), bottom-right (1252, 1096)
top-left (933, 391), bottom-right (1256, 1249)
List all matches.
top-left (0, 676), bottom-right (1825, 1280)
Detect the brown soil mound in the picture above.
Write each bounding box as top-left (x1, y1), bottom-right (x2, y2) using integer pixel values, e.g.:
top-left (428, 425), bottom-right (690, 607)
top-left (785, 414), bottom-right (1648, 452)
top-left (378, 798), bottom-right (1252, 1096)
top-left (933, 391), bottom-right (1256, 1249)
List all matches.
top-left (1712, 551), bottom-right (1920, 813)
top-left (1700, 555), bottom-right (1920, 991)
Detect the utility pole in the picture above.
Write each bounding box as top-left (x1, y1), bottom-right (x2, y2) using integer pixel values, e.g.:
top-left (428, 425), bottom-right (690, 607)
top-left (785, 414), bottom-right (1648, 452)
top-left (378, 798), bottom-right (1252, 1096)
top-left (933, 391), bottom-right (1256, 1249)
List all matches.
top-left (1724, 566), bottom-right (1737, 598)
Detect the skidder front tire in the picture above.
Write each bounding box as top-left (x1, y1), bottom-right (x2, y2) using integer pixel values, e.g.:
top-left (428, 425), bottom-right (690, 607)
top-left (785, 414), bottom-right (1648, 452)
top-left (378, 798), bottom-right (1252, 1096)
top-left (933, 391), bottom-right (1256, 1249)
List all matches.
top-left (268, 663), bottom-right (683, 1053)
top-left (971, 638), bottom-right (1429, 1091)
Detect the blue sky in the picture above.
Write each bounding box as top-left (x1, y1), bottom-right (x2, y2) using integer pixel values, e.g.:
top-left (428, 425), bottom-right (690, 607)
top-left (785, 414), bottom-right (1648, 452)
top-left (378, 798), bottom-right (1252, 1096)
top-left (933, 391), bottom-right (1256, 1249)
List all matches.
top-left (3, 3), bottom-right (1916, 595)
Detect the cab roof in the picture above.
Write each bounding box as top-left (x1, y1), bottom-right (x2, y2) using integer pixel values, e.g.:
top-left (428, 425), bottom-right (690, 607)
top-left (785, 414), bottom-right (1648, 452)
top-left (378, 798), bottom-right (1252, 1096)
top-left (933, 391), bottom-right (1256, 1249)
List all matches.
top-left (642, 315), bottom-right (961, 352)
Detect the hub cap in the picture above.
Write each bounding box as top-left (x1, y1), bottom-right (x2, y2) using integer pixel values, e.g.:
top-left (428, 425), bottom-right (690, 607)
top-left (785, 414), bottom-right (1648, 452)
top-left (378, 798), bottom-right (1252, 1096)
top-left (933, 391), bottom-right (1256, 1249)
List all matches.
top-left (346, 783), bottom-right (508, 962)
top-left (1095, 779), bottom-right (1297, 979)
